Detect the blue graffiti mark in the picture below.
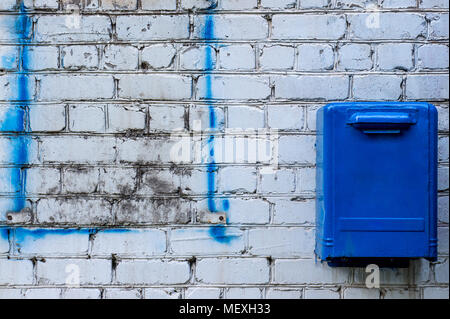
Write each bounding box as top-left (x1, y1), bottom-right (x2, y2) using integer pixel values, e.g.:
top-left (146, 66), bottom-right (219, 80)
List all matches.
top-left (202, 12), bottom-right (232, 242)
top-left (0, 227), bottom-right (136, 245)
top-left (0, 2), bottom-right (31, 213)
top-left (0, 228), bottom-right (9, 241)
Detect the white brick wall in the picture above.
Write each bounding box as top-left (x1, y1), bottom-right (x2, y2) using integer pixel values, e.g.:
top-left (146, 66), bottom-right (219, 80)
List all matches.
top-left (0, 0), bottom-right (448, 300)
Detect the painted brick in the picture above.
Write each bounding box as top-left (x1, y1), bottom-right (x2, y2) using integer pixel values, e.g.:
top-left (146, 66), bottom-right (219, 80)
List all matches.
top-left (141, 0), bottom-right (177, 10)
top-left (0, 75), bottom-right (35, 101)
top-left (383, 288), bottom-right (420, 299)
top-left (219, 0), bottom-right (257, 10)
top-left (62, 45), bottom-right (99, 70)
top-left (218, 166), bottom-right (257, 193)
top-left (348, 13), bottom-right (426, 40)
top-left (102, 45), bottom-right (139, 70)
top-left (170, 227), bottom-right (245, 255)
top-left (0, 168), bottom-right (21, 193)
top-left (29, 104), bottom-right (66, 132)
top-left (304, 288), bottom-right (340, 299)
top-left (193, 15), bottom-right (268, 40)
top-left (100, 167), bottom-right (137, 195)
top-left (117, 138), bottom-right (182, 163)
top-left (25, 167), bottom-right (60, 194)
top-left (438, 136), bottom-right (449, 162)
top-left (149, 105), bottom-right (186, 131)
top-left (297, 167), bottom-right (316, 192)
top-left (108, 104), bottom-right (146, 132)
top-left (189, 105), bottom-right (225, 131)
top-left (377, 43), bottom-right (414, 71)
top-left (0, 0), bottom-right (17, 10)
top-left (438, 227), bottom-right (449, 255)
top-left (406, 75), bottom-right (449, 100)
top-left (438, 195), bottom-right (449, 223)
top-left (182, 0), bottom-right (218, 10)
top-left (297, 44), bottom-right (334, 71)
top-left (180, 45), bottom-right (216, 70)
top-left (271, 198), bottom-right (315, 224)
top-left (39, 75), bottom-right (114, 101)
top-left (0, 259), bottom-right (33, 285)
top-left (260, 45), bottom-right (295, 70)
top-left (116, 259), bottom-right (190, 284)
top-left (423, 287), bottom-right (449, 299)
top-left (0, 289), bottom-right (24, 299)
top-left (36, 15), bottom-right (111, 42)
top-left (37, 258), bottom-right (111, 285)
top-left (227, 106), bottom-right (265, 129)
top-left (185, 287), bottom-right (222, 299)
top-left (420, 0), bottom-right (449, 8)
top-left (196, 75), bottom-right (270, 100)
top-left (137, 168), bottom-right (180, 195)
top-left (273, 75), bottom-right (348, 100)
top-left (0, 229), bottom-right (9, 254)
top-left (0, 46), bottom-right (18, 71)
top-left (34, 0), bottom-right (59, 9)
top-left (100, 0), bottom-right (137, 10)
top-left (429, 14), bottom-right (449, 39)
top-left (225, 287), bottom-right (262, 299)
top-left (196, 198), bottom-right (270, 224)
top-left (353, 75), bottom-right (402, 100)
top-left (260, 0), bottom-right (296, 9)
top-left (115, 198), bottom-right (191, 224)
top-left (437, 105), bottom-right (449, 131)
top-left (417, 44), bottom-right (449, 69)
top-left (196, 258), bottom-right (270, 284)
top-left (14, 229), bottom-right (89, 256)
top-left (259, 168), bottom-right (296, 193)
top-left (40, 137), bottom-right (116, 163)
top-left (24, 46), bottom-right (59, 70)
top-left (268, 105), bottom-right (304, 130)
top-left (142, 44), bottom-right (177, 69)
top-left (144, 288), bottom-right (182, 299)
top-left (338, 44), bottom-right (373, 71)
top-left (266, 288), bottom-right (302, 299)
top-left (219, 44), bottom-right (255, 70)
top-left (116, 15), bottom-right (190, 40)
top-left (434, 258), bottom-right (449, 283)
top-left (272, 15), bottom-right (346, 39)
top-left (344, 288), bottom-right (381, 299)
top-left (92, 229), bottom-right (166, 256)
top-left (63, 167), bottom-right (100, 193)
top-left (23, 288), bottom-right (61, 299)
top-left (118, 74), bottom-right (192, 100)
top-left (274, 259), bottom-right (351, 284)
top-left (278, 135), bottom-right (316, 164)
top-left (382, 0), bottom-right (416, 8)
top-left (37, 198), bottom-right (112, 225)
top-left (104, 288), bottom-right (141, 299)
top-left (248, 227), bottom-right (314, 257)
top-left (63, 288), bottom-right (101, 299)
top-left (438, 167), bottom-right (448, 191)
top-left (69, 104), bottom-right (105, 132)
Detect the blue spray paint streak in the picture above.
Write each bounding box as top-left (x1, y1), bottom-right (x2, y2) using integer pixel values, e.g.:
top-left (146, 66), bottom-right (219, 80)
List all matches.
top-left (0, 227), bottom-right (136, 247)
top-left (0, 2), bottom-right (31, 212)
top-left (203, 12), bottom-right (232, 243)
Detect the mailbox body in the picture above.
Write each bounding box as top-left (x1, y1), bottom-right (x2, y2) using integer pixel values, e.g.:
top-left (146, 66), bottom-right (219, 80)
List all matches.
top-left (315, 102), bottom-right (437, 262)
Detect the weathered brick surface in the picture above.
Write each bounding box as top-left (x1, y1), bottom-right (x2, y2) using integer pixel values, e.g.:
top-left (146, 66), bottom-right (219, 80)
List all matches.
top-left (0, 0), bottom-right (448, 300)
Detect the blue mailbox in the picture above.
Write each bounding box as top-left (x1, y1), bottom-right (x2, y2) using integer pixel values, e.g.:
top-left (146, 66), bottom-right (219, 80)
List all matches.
top-left (315, 102), bottom-right (437, 266)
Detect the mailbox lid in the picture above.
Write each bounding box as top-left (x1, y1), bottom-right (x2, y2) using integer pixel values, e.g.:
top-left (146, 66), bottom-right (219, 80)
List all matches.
top-left (316, 102), bottom-right (437, 260)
